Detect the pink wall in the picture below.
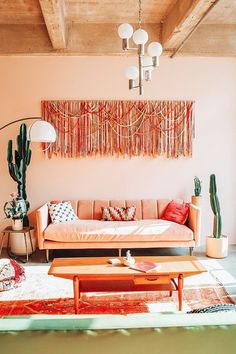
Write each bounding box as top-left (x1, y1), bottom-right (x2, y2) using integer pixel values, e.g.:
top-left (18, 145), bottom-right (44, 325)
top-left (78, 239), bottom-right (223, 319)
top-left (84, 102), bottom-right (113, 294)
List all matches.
top-left (0, 56), bottom-right (236, 244)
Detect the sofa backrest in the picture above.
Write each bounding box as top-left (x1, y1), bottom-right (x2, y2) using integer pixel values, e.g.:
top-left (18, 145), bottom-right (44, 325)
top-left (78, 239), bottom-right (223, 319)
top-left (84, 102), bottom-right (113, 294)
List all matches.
top-left (50, 199), bottom-right (184, 220)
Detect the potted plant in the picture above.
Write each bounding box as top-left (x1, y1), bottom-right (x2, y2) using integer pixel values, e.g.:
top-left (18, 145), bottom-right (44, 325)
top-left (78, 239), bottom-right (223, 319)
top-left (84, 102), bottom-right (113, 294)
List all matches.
top-left (7, 124), bottom-right (31, 227)
top-left (4, 192), bottom-right (27, 230)
top-left (206, 174), bottom-right (228, 258)
top-left (191, 176), bottom-right (202, 206)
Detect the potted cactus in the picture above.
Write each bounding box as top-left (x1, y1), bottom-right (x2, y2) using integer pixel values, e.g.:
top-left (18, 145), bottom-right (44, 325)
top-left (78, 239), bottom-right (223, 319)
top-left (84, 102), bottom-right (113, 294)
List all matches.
top-left (206, 174), bottom-right (228, 258)
top-left (191, 176), bottom-right (202, 206)
top-left (6, 124), bottom-right (35, 255)
top-left (7, 124), bottom-right (31, 227)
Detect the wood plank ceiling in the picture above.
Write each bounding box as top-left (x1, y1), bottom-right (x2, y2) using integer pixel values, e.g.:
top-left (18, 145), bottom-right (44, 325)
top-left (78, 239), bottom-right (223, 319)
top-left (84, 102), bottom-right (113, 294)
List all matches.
top-left (0, 0), bottom-right (235, 56)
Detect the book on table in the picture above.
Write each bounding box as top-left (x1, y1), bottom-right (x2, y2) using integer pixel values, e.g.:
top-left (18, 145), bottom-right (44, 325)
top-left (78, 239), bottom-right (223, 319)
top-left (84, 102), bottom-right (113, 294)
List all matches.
top-left (129, 261), bottom-right (161, 273)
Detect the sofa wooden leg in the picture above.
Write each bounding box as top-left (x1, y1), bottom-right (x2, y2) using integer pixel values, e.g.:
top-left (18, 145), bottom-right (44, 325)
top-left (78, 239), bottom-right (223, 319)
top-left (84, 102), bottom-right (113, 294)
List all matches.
top-left (118, 248), bottom-right (122, 257)
top-left (46, 249), bottom-right (49, 263)
top-left (189, 247), bottom-right (194, 256)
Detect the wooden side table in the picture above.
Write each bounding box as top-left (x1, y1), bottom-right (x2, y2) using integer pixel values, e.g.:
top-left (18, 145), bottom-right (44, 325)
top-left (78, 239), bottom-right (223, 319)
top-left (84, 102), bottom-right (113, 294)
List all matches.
top-left (0, 226), bottom-right (34, 263)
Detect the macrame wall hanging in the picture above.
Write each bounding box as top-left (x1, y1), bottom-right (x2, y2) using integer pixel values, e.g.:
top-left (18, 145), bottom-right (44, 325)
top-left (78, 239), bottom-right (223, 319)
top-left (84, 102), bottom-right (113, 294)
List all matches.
top-left (42, 100), bottom-right (195, 159)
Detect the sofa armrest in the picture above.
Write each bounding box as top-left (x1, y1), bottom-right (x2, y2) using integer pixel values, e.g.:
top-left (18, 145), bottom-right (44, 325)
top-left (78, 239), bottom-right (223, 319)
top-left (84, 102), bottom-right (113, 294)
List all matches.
top-left (36, 203), bottom-right (49, 249)
top-left (187, 204), bottom-right (201, 246)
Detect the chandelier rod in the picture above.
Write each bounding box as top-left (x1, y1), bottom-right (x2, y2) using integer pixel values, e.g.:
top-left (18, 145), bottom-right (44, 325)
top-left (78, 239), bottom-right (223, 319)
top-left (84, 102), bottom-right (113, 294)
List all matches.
top-left (138, 0), bottom-right (142, 28)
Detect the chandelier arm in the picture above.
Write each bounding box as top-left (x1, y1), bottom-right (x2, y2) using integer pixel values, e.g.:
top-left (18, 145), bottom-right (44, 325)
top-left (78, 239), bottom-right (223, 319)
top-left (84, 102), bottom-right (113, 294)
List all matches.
top-left (125, 47), bottom-right (138, 51)
top-left (0, 117), bottom-right (42, 131)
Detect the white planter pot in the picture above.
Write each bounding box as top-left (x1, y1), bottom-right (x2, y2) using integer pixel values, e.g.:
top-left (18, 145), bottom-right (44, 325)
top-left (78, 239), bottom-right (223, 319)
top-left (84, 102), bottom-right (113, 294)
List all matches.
top-left (206, 235), bottom-right (228, 258)
top-left (12, 219), bottom-right (23, 231)
top-left (191, 195), bottom-right (202, 207)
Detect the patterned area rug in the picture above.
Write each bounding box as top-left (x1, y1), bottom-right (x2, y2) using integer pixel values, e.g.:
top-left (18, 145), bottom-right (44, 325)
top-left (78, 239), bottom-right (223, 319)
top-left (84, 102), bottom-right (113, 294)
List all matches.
top-left (0, 259), bottom-right (235, 316)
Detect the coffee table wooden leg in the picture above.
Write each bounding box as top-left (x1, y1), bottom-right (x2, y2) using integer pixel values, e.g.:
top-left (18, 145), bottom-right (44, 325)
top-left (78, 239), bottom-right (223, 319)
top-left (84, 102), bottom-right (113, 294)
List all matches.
top-left (178, 274), bottom-right (184, 311)
top-left (73, 276), bottom-right (80, 314)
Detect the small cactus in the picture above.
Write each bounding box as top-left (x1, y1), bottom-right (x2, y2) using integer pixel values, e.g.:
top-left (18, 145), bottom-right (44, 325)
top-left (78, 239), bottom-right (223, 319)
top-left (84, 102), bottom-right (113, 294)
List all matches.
top-left (209, 174), bottom-right (222, 239)
top-left (7, 124), bottom-right (31, 226)
top-left (194, 176), bottom-right (202, 197)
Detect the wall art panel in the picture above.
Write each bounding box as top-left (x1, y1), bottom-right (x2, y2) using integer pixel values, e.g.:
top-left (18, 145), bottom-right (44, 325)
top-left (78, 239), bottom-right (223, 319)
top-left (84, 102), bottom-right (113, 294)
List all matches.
top-left (42, 100), bottom-right (195, 158)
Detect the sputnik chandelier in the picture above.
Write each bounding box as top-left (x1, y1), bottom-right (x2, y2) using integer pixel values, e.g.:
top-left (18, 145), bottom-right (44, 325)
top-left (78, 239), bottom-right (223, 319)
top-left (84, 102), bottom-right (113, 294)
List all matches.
top-left (118, 0), bottom-right (163, 95)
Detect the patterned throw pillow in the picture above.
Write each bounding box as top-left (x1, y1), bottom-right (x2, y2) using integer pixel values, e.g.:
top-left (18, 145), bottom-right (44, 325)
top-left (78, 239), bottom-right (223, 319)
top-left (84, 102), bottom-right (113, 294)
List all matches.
top-left (101, 206), bottom-right (136, 221)
top-left (48, 202), bottom-right (79, 224)
top-left (0, 259), bottom-right (25, 292)
top-left (161, 201), bottom-right (190, 225)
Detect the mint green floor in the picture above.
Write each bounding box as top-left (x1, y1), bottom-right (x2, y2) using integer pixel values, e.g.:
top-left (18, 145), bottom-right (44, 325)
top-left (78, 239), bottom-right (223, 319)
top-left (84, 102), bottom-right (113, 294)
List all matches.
top-left (1, 323), bottom-right (236, 354)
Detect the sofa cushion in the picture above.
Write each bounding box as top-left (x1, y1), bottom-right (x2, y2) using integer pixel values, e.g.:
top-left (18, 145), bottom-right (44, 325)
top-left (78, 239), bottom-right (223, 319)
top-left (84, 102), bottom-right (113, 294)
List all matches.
top-left (48, 202), bottom-right (79, 224)
top-left (161, 201), bottom-right (190, 225)
top-left (43, 219), bottom-right (193, 243)
top-left (101, 206), bottom-right (136, 221)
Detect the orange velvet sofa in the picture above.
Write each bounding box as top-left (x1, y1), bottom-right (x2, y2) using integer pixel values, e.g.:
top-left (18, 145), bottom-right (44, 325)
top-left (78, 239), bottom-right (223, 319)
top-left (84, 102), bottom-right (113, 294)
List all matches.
top-left (36, 199), bottom-right (201, 262)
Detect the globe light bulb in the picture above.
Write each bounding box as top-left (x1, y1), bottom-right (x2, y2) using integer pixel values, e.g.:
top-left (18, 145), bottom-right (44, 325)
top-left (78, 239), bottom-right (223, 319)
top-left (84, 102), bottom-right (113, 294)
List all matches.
top-left (147, 42), bottom-right (163, 57)
top-left (118, 23), bottom-right (134, 39)
top-left (125, 66), bottom-right (139, 80)
top-left (133, 29), bottom-right (148, 45)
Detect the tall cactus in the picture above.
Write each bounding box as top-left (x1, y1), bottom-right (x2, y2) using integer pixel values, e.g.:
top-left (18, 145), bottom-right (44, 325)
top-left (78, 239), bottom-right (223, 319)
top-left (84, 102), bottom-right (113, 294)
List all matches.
top-left (7, 124), bottom-right (31, 226)
top-left (209, 174), bottom-right (222, 239)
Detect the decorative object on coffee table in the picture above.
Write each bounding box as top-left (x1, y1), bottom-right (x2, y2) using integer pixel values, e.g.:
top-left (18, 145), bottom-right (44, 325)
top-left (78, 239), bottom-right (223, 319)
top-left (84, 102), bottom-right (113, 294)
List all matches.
top-left (123, 250), bottom-right (135, 266)
top-left (206, 174), bottom-right (228, 258)
top-left (0, 226), bottom-right (35, 263)
top-left (48, 256), bottom-right (207, 314)
top-left (4, 192), bottom-right (27, 231)
top-left (191, 176), bottom-right (202, 207)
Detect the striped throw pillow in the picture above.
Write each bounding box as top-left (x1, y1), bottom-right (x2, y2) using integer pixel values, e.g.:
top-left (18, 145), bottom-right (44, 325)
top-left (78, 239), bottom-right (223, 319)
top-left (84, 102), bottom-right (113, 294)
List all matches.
top-left (101, 206), bottom-right (136, 221)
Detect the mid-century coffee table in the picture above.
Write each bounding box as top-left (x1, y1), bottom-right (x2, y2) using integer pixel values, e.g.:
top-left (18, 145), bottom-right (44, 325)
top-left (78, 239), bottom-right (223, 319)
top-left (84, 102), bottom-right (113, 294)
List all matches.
top-left (48, 256), bottom-right (207, 314)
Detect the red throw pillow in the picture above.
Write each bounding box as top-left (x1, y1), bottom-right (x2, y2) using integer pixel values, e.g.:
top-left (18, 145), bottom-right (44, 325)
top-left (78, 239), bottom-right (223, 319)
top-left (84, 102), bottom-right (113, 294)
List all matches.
top-left (161, 201), bottom-right (190, 225)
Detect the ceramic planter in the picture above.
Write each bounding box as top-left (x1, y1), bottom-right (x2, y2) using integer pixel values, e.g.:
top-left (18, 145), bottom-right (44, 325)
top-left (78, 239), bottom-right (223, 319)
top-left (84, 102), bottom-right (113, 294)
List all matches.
top-left (206, 235), bottom-right (228, 258)
top-left (12, 219), bottom-right (23, 231)
top-left (191, 195), bottom-right (202, 207)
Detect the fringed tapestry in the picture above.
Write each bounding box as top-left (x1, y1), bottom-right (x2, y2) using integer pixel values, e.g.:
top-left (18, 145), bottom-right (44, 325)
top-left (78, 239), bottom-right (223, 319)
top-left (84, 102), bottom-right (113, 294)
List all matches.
top-left (42, 100), bottom-right (195, 159)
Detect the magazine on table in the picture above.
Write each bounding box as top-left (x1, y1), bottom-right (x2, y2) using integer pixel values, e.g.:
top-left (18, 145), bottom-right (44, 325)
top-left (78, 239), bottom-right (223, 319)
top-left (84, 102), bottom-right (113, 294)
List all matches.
top-left (129, 261), bottom-right (161, 273)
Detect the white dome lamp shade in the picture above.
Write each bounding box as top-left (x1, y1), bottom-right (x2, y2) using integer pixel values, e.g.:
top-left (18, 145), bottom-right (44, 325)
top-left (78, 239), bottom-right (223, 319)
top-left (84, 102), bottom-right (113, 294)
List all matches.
top-left (118, 23), bottom-right (134, 50)
top-left (118, 23), bottom-right (133, 39)
top-left (125, 66), bottom-right (139, 90)
top-left (133, 29), bottom-right (148, 55)
top-left (133, 29), bottom-right (149, 45)
top-left (27, 120), bottom-right (57, 143)
top-left (147, 42), bottom-right (163, 67)
top-left (125, 66), bottom-right (139, 80)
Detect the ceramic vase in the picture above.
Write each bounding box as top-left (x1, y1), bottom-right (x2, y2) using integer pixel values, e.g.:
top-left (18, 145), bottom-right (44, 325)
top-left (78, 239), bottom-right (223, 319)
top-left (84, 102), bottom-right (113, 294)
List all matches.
top-left (12, 219), bottom-right (23, 231)
top-left (191, 195), bottom-right (202, 207)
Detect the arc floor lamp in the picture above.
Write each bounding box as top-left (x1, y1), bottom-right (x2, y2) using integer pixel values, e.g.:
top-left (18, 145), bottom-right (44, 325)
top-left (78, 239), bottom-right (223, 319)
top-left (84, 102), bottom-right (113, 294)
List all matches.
top-left (0, 117), bottom-right (56, 143)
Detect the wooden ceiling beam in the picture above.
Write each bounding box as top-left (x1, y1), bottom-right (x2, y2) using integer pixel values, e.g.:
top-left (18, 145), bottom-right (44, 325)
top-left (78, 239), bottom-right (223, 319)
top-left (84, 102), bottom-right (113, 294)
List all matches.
top-left (179, 24), bottom-right (236, 57)
top-left (162, 0), bottom-right (220, 55)
top-left (39, 0), bottom-right (67, 49)
top-left (0, 23), bottom-right (161, 55)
